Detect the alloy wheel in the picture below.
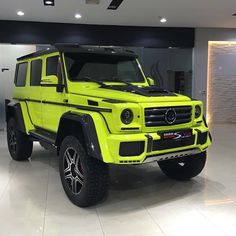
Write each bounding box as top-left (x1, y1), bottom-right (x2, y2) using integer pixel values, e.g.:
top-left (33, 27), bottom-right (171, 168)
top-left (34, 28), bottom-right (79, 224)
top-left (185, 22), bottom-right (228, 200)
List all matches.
top-left (9, 126), bottom-right (17, 154)
top-left (63, 147), bottom-right (84, 195)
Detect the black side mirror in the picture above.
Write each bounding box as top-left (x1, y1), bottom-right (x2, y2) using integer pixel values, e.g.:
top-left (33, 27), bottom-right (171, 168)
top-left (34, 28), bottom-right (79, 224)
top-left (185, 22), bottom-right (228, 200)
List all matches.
top-left (56, 84), bottom-right (65, 93)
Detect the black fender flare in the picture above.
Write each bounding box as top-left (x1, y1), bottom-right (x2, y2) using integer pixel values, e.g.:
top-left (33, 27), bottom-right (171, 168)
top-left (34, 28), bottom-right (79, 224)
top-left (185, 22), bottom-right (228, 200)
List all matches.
top-left (5, 99), bottom-right (26, 133)
top-left (55, 112), bottom-right (102, 160)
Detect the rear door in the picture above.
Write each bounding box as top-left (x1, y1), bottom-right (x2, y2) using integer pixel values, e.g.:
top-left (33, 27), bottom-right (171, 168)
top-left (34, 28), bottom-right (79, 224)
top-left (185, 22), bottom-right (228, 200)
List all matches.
top-left (26, 58), bottom-right (43, 128)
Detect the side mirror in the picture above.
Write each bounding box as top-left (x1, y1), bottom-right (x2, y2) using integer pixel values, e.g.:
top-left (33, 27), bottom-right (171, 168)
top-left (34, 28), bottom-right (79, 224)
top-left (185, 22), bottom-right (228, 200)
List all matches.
top-left (40, 75), bottom-right (58, 85)
top-left (146, 77), bottom-right (155, 86)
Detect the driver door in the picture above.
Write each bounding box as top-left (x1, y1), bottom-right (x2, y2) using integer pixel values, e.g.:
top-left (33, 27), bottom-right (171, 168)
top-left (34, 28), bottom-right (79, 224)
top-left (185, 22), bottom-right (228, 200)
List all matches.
top-left (41, 54), bottom-right (66, 133)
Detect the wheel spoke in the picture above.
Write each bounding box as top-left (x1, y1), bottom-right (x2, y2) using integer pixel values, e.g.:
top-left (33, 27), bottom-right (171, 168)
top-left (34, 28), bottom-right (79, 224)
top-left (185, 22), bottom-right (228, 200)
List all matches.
top-left (75, 168), bottom-right (83, 180)
top-left (65, 173), bottom-right (73, 180)
top-left (64, 165), bottom-right (71, 174)
top-left (71, 177), bottom-right (78, 193)
top-left (73, 151), bottom-right (77, 164)
top-left (65, 149), bottom-right (73, 165)
top-left (75, 176), bottom-right (83, 186)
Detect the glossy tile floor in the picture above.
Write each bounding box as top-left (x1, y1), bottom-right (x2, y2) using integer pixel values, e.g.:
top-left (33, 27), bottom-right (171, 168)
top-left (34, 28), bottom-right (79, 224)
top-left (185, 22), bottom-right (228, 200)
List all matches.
top-left (0, 124), bottom-right (236, 236)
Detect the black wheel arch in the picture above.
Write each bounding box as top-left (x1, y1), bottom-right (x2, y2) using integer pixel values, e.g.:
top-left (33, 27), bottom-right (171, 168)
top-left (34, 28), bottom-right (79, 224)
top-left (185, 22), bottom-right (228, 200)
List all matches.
top-left (5, 99), bottom-right (26, 133)
top-left (55, 112), bottom-right (102, 160)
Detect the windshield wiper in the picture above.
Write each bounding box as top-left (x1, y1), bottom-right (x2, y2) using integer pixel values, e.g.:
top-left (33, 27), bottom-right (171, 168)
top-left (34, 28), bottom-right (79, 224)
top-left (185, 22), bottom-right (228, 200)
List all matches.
top-left (80, 76), bottom-right (108, 87)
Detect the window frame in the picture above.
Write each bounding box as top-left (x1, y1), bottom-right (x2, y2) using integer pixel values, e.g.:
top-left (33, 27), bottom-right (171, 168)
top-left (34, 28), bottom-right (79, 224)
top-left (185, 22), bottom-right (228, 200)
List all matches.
top-left (46, 55), bottom-right (59, 77)
top-left (30, 59), bottom-right (43, 86)
top-left (14, 62), bottom-right (28, 87)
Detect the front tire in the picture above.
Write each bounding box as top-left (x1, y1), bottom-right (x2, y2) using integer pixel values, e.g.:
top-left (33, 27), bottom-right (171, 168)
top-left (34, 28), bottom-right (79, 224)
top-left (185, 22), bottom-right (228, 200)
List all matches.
top-left (7, 117), bottom-right (33, 161)
top-left (59, 136), bottom-right (109, 207)
top-left (158, 152), bottom-right (207, 181)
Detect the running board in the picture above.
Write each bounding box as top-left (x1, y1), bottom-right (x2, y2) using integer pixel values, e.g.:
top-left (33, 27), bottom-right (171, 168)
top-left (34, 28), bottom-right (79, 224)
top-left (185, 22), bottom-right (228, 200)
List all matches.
top-left (29, 129), bottom-right (56, 147)
top-left (144, 149), bottom-right (201, 163)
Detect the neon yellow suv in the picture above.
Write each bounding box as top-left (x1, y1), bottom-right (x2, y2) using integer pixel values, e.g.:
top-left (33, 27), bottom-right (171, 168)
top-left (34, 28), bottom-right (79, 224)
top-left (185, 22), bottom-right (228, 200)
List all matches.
top-left (5, 45), bottom-right (212, 207)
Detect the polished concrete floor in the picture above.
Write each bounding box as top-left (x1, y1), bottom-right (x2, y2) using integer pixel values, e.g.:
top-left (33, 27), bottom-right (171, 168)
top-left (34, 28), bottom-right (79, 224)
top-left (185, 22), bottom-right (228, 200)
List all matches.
top-left (0, 124), bottom-right (236, 236)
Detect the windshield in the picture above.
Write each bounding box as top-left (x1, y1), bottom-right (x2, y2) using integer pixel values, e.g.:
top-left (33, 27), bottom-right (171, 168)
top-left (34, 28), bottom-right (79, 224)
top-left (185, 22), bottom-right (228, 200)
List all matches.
top-left (64, 53), bottom-right (145, 83)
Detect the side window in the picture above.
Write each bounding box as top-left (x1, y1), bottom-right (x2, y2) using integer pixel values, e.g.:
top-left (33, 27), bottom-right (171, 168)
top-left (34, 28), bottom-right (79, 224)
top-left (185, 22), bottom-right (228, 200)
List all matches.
top-left (46, 56), bottom-right (59, 76)
top-left (15, 63), bottom-right (28, 87)
top-left (30, 59), bottom-right (42, 86)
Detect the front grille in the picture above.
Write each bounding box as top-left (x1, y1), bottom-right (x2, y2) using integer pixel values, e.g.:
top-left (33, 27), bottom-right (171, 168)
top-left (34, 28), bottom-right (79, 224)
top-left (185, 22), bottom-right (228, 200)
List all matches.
top-left (145, 106), bottom-right (192, 127)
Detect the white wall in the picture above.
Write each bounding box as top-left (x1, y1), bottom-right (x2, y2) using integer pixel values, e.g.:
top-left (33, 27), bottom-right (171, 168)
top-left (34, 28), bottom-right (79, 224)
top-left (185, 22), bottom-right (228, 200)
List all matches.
top-left (193, 28), bottom-right (236, 116)
top-left (0, 44), bottom-right (36, 130)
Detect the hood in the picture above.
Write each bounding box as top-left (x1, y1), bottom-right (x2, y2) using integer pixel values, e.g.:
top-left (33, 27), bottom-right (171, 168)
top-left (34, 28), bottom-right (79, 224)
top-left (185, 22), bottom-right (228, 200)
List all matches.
top-left (69, 83), bottom-right (191, 103)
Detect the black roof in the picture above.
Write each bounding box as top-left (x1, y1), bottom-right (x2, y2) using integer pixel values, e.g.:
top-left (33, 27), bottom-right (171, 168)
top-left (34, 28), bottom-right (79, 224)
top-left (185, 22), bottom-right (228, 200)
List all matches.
top-left (17, 44), bottom-right (137, 61)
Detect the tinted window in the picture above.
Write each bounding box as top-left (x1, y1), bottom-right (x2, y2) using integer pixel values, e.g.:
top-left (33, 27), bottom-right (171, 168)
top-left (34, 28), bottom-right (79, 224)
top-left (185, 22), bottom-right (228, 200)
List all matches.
top-left (64, 53), bottom-right (145, 83)
top-left (30, 60), bottom-right (42, 86)
top-left (15, 63), bottom-right (28, 87)
top-left (46, 56), bottom-right (59, 76)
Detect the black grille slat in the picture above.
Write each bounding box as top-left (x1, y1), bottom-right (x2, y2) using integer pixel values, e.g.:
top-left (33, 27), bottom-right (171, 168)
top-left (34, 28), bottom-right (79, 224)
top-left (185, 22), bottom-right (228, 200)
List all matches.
top-left (145, 109), bottom-right (166, 115)
top-left (145, 115), bottom-right (165, 120)
top-left (145, 106), bottom-right (192, 127)
top-left (176, 113), bottom-right (192, 119)
top-left (152, 135), bottom-right (195, 151)
top-left (146, 121), bottom-right (166, 126)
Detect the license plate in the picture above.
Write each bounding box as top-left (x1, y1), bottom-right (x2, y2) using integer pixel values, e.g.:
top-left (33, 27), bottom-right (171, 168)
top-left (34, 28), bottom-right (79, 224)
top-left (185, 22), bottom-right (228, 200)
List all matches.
top-left (160, 129), bottom-right (192, 140)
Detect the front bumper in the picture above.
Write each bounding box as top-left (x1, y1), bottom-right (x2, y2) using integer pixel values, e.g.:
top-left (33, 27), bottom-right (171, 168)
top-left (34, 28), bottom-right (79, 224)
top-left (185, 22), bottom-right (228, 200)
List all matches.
top-left (104, 124), bottom-right (211, 164)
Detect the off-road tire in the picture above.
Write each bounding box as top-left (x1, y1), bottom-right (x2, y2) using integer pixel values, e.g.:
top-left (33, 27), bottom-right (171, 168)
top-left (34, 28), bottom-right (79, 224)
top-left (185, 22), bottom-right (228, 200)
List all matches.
top-left (59, 135), bottom-right (109, 207)
top-left (7, 117), bottom-right (33, 161)
top-left (158, 151), bottom-right (207, 181)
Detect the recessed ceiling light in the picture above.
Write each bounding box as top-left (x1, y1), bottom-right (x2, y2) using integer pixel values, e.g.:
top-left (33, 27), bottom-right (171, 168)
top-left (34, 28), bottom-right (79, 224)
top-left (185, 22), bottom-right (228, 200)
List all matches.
top-left (17, 11), bottom-right (25, 16)
top-left (43, 0), bottom-right (55, 6)
top-left (75, 13), bottom-right (82, 19)
top-left (160, 17), bottom-right (167, 23)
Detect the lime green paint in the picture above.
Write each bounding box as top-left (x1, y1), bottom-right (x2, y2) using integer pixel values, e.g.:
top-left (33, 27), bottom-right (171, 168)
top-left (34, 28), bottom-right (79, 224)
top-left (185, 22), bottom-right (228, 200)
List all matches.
top-left (12, 51), bottom-right (212, 164)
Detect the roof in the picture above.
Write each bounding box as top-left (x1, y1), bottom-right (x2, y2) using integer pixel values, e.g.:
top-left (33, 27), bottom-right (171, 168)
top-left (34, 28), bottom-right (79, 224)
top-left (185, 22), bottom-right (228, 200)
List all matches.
top-left (17, 44), bottom-right (137, 61)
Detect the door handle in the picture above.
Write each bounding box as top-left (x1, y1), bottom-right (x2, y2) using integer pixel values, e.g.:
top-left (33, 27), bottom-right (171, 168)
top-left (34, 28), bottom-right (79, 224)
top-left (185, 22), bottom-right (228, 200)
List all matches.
top-left (63, 99), bottom-right (68, 103)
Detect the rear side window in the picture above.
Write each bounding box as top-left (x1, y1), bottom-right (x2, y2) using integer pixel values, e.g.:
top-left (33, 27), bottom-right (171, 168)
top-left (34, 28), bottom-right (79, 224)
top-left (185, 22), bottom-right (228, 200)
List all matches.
top-left (15, 63), bottom-right (28, 87)
top-left (30, 59), bottom-right (42, 86)
top-left (46, 56), bottom-right (59, 76)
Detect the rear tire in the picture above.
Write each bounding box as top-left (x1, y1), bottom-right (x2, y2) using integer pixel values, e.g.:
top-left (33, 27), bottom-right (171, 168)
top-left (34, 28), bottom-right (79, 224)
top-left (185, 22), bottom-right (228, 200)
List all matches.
top-left (59, 135), bottom-right (109, 207)
top-left (7, 117), bottom-right (33, 161)
top-left (158, 151), bottom-right (207, 180)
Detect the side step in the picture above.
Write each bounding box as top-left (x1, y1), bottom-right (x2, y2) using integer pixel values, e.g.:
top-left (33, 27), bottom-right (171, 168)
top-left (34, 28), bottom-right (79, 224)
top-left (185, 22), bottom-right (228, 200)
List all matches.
top-left (29, 129), bottom-right (57, 147)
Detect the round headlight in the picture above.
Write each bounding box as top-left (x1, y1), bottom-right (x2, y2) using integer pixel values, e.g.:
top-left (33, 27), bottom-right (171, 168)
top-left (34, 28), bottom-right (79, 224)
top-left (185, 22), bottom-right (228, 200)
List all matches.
top-left (121, 109), bottom-right (133, 124)
top-left (195, 105), bottom-right (201, 118)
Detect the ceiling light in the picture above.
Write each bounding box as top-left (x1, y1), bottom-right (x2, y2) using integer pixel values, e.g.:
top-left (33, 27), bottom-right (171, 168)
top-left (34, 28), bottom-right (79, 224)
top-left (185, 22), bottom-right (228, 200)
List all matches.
top-left (17, 11), bottom-right (25, 16)
top-left (43, 0), bottom-right (55, 6)
top-left (160, 17), bottom-right (167, 23)
top-left (75, 13), bottom-right (82, 19)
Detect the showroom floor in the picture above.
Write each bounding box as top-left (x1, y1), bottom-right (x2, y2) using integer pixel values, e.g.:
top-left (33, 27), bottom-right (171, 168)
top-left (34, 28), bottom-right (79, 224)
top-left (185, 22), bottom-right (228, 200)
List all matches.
top-left (0, 124), bottom-right (236, 236)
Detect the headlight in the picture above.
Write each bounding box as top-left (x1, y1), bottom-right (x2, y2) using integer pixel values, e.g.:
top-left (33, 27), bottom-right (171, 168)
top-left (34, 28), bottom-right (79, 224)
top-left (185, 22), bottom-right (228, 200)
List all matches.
top-left (121, 109), bottom-right (133, 124)
top-left (195, 105), bottom-right (201, 118)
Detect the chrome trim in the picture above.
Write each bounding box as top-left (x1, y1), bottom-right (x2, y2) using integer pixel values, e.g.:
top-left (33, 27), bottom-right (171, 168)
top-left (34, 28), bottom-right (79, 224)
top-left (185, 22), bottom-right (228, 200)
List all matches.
top-left (143, 149), bottom-right (201, 163)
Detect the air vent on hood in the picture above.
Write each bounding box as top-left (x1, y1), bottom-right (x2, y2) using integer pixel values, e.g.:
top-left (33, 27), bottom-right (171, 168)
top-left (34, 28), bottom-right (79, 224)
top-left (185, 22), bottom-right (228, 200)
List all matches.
top-left (107, 0), bottom-right (124, 10)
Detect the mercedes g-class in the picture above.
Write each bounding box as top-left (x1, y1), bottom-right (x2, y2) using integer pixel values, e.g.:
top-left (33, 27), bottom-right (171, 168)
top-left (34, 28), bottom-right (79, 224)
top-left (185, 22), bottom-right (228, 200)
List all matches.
top-left (5, 45), bottom-right (212, 207)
